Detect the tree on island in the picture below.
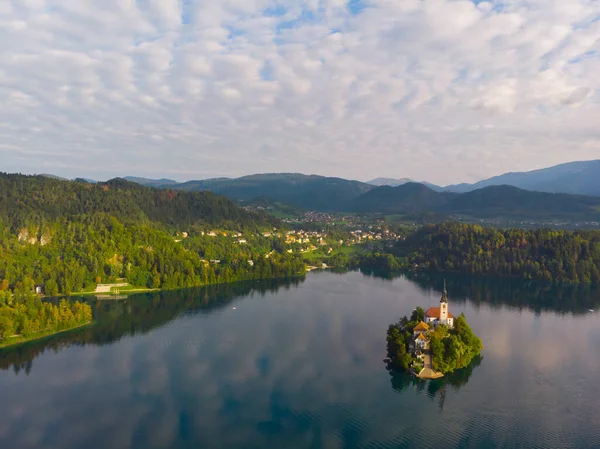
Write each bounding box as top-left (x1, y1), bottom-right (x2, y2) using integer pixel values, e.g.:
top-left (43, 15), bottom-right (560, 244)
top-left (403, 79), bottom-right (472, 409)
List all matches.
top-left (428, 315), bottom-right (483, 373)
top-left (386, 306), bottom-right (426, 371)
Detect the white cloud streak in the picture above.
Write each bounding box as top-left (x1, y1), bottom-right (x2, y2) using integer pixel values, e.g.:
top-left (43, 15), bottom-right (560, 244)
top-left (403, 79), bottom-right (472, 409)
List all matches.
top-left (1, 0), bottom-right (599, 184)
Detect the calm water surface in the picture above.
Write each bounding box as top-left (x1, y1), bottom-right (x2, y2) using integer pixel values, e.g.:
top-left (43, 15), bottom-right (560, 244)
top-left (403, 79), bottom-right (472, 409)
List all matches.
top-left (1, 271), bottom-right (600, 449)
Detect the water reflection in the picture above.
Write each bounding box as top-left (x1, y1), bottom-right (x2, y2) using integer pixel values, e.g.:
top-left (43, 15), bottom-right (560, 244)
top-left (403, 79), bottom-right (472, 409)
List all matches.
top-left (0, 271), bottom-right (599, 449)
top-left (0, 277), bottom-right (304, 374)
top-left (388, 356), bottom-right (484, 411)
top-left (2, 270), bottom-right (599, 376)
top-left (359, 268), bottom-right (600, 315)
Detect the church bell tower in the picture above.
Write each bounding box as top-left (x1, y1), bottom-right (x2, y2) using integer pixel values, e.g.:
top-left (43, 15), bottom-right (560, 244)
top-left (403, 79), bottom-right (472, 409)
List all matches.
top-left (440, 279), bottom-right (448, 324)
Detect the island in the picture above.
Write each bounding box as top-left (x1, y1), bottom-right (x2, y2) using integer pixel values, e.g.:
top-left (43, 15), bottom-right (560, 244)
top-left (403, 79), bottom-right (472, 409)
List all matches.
top-left (386, 281), bottom-right (483, 378)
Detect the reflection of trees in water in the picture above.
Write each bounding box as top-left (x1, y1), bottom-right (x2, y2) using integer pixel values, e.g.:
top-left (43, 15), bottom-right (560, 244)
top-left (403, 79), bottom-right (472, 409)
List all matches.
top-left (388, 355), bottom-right (483, 410)
top-left (0, 277), bottom-right (304, 374)
top-left (362, 268), bottom-right (600, 315)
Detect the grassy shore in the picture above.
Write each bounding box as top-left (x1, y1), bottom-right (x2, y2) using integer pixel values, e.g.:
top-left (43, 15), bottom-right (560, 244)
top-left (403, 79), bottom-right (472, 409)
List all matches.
top-left (0, 321), bottom-right (92, 350)
top-left (75, 287), bottom-right (158, 296)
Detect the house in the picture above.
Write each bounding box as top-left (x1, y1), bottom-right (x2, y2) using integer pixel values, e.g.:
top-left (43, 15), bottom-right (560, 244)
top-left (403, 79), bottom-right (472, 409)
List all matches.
top-left (414, 333), bottom-right (429, 353)
top-left (35, 285), bottom-right (44, 295)
top-left (424, 280), bottom-right (454, 328)
top-left (412, 321), bottom-right (430, 357)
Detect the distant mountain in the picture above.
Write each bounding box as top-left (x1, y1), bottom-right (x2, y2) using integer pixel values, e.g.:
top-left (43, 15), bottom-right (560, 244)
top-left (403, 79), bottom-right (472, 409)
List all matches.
top-left (352, 182), bottom-right (449, 213)
top-left (440, 185), bottom-right (600, 220)
top-left (120, 164), bottom-right (600, 220)
top-left (169, 173), bottom-right (375, 212)
top-left (39, 173), bottom-right (68, 181)
top-left (123, 176), bottom-right (179, 187)
top-left (444, 160), bottom-right (600, 197)
top-left (347, 183), bottom-right (600, 220)
top-left (367, 177), bottom-right (413, 187)
top-left (367, 177), bottom-right (442, 191)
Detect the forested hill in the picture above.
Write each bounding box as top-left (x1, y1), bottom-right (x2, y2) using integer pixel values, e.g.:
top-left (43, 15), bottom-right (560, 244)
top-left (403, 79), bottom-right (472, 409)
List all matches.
top-left (0, 173), bottom-right (304, 297)
top-left (168, 173), bottom-right (374, 211)
top-left (0, 173), bottom-right (275, 230)
top-left (399, 223), bottom-right (600, 283)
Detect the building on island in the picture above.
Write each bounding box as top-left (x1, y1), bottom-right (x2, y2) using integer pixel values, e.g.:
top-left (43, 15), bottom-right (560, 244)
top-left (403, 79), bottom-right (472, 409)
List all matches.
top-left (412, 321), bottom-right (430, 358)
top-left (424, 280), bottom-right (454, 329)
top-left (411, 281), bottom-right (454, 360)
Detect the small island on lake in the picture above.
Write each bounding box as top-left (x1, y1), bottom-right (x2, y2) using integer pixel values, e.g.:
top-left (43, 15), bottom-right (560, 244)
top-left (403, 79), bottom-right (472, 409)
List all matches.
top-left (386, 281), bottom-right (483, 378)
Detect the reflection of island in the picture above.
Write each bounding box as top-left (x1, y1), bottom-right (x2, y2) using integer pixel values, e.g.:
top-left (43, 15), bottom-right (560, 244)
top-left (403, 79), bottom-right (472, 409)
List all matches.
top-left (0, 277), bottom-right (305, 374)
top-left (361, 268), bottom-right (600, 315)
top-left (389, 355), bottom-right (483, 410)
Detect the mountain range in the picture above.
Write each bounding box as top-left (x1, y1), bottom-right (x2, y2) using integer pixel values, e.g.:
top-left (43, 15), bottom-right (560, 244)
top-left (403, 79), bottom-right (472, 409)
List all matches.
top-left (444, 160), bottom-right (600, 196)
top-left (121, 173), bottom-right (600, 221)
top-left (33, 159), bottom-right (600, 222)
top-left (125, 159), bottom-right (599, 198)
top-left (353, 183), bottom-right (600, 220)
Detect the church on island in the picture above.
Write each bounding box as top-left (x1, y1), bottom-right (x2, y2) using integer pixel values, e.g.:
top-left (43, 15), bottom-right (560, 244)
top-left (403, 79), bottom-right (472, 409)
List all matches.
top-left (424, 280), bottom-right (454, 329)
top-left (411, 281), bottom-right (454, 357)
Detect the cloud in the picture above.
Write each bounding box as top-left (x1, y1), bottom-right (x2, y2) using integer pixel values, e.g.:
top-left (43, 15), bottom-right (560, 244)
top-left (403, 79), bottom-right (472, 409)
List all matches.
top-left (1, 0), bottom-right (599, 184)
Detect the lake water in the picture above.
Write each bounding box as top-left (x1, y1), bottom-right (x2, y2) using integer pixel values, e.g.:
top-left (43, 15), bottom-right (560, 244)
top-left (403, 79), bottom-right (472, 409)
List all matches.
top-left (1, 271), bottom-right (600, 449)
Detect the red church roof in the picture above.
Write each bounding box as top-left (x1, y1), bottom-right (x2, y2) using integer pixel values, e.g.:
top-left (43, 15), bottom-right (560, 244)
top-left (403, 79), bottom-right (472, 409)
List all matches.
top-left (425, 307), bottom-right (455, 319)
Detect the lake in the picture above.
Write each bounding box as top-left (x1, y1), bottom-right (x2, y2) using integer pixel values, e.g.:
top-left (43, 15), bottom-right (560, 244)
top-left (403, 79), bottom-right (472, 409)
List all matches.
top-left (1, 271), bottom-right (600, 449)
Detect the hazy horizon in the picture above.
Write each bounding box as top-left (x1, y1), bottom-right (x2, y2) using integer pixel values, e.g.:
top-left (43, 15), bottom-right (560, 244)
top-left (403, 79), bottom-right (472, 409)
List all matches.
top-left (3, 1), bottom-right (599, 184)
top-left (15, 156), bottom-right (595, 187)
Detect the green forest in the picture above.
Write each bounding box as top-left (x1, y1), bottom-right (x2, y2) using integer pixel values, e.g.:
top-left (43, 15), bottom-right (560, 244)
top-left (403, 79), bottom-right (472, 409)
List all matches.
top-left (0, 174), bottom-right (304, 296)
top-left (428, 316), bottom-right (483, 373)
top-left (386, 307), bottom-right (426, 371)
top-left (0, 285), bottom-right (92, 347)
top-left (361, 223), bottom-right (600, 284)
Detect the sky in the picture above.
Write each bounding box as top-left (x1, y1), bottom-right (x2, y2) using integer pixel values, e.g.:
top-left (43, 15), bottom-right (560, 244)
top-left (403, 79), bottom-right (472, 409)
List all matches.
top-left (1, 0), bottom-right (599, 185)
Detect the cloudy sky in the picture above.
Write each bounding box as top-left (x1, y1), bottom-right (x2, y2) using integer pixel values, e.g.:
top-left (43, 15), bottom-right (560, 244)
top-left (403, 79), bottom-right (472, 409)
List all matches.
top-left (1, 0), bottom-right (599, 185)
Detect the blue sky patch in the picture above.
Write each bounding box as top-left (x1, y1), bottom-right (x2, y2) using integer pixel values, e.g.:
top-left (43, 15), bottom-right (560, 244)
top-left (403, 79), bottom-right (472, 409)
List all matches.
top-left (348, 0), bottom-right (368, 15)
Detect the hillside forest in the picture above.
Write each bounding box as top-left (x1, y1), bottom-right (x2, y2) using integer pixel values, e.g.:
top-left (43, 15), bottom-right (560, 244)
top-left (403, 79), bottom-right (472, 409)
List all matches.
top-left (0, 174), bottom-right (305, 297)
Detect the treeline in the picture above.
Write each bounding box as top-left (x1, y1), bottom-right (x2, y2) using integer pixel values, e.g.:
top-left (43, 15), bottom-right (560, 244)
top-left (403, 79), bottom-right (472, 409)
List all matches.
top-left (0, 285), bottom-right (92, 345)
top-left (360, 223), bottom-right (600, 284)
top-left (400, 223), bottom-right (600, 283)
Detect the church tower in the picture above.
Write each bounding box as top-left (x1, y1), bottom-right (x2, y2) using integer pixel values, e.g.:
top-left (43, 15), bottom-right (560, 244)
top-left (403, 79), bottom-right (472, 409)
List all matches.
top-left (439, 279), bottom-right (448, 324)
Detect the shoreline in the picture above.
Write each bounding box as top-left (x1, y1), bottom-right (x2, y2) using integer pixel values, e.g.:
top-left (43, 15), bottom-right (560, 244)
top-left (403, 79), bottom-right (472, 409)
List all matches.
top-left (0, 321), bottom-right (92, 350)
top-left (54, 272), bottom-right (309, 299)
